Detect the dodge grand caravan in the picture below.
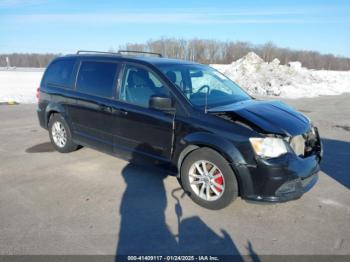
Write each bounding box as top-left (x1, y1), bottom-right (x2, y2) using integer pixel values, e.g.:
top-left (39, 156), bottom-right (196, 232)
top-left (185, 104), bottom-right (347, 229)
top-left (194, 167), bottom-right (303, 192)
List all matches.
top-left (37, 50), bottom-right (323, 209)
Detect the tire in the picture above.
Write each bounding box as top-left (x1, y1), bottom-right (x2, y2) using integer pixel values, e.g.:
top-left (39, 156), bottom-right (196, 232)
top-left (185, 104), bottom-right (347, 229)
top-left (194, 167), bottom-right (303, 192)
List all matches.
top-left (48, 113), bottom-right (79, 153)
top-left (180, 147), bottom-right (238, 210)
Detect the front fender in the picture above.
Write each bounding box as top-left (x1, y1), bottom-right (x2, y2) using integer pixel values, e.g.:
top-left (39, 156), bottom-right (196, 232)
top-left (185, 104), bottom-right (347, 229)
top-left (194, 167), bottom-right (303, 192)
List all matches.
top-left (181, 132), bottom-right (247, 165)
top-left (174, 132), bottom-right (249, 196)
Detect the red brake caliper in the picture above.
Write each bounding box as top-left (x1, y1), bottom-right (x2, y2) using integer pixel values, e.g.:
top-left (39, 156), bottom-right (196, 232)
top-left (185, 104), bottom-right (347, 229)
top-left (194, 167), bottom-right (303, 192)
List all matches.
top-left (213, 170), bottom-right (223, 192)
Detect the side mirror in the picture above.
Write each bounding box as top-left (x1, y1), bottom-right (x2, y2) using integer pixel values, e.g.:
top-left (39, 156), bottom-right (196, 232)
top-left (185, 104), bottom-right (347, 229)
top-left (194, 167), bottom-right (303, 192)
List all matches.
top-left (149, 95), bottom-right (174, 112)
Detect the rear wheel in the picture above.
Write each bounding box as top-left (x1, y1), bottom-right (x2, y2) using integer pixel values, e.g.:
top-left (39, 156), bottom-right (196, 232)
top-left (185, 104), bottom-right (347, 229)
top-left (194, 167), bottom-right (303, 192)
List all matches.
top-left (180, 147), bottom-right (238, 210)
top-left (48, 114), bottom-right (79, 153)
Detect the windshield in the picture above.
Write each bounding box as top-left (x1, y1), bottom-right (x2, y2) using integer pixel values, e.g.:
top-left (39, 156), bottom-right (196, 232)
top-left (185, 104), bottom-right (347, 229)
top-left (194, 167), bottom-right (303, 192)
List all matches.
top-left (157, 63), bottom-right (251, 108)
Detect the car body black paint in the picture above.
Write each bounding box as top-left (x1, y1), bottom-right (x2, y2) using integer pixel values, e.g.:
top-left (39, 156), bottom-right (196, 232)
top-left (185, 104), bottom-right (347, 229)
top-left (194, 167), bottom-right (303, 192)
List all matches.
top-left (37, 53), bottom-right (322, 202)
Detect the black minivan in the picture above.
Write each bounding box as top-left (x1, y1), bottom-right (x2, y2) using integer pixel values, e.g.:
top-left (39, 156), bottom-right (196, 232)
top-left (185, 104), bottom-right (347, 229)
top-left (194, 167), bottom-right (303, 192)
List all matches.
top-left (37, 50), bottom-right (322, 209)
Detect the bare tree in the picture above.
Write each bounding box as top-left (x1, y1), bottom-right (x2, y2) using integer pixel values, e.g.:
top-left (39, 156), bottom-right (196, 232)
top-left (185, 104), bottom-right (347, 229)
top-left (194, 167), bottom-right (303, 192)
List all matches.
top-left (0, 53), bottom-right (58, 68)
top-left (2, 39), bottom-right (350, 70)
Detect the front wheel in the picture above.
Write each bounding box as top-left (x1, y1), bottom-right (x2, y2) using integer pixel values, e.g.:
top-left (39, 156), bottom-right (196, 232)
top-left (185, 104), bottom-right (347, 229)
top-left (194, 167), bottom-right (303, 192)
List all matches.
top-left (48, 114), bottom-right (79, 153)
top-left (180, 147), bottom-right (238, 210)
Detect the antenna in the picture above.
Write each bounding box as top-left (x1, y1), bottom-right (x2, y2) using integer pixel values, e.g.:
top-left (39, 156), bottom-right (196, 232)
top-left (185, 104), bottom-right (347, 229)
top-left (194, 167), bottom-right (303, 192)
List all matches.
top-left (204, 86), bottom-right (210, 114)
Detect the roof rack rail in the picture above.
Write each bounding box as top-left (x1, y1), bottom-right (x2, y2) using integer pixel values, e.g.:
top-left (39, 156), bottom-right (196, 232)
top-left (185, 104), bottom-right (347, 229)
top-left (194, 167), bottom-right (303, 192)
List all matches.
top-left (76, 50), bottom-right (121, 56)
top-left (118, 50), bottom-right (163, 57)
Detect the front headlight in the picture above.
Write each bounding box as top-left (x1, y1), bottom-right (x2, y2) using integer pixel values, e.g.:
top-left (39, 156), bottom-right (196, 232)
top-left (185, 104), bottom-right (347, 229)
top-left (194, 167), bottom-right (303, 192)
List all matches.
top-left (249, 137), bottom-right (288, 158)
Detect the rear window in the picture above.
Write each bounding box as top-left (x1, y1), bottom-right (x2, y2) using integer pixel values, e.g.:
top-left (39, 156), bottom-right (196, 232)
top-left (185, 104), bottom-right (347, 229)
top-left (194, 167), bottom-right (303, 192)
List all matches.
top-left (43, 59), bottom-right (75, 87)
top-left (76, 61), bottom-right (118, 98)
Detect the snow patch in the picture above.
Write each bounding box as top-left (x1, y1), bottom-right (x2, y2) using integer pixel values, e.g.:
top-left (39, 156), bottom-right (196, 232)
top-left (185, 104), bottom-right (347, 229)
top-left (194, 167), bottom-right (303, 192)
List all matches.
top-left (288, 61), bottom-right (302, 70)
top-left (0, 69), bottom-right (44, 103)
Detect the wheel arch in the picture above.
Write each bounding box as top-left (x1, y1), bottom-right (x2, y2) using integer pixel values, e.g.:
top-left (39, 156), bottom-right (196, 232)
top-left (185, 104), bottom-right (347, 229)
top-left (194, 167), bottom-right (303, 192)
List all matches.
top-left (175, 132), bottom-right (247, 195)
top-left (45, 103), bottom-right (67, 128)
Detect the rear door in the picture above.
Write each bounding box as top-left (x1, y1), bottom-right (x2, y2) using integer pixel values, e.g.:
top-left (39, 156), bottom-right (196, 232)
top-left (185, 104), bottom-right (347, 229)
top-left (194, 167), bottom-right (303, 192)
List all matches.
top-left (112, 63), bottom-right (175, 163)
top-left (69, 60), bottom-right (121, 152)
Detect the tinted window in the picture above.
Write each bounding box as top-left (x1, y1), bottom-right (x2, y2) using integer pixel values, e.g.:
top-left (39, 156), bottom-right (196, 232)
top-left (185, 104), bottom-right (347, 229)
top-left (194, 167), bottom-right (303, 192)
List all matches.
top-left (119, 65), bottom-right (169, 108)
top-left (76, 61), bottom-right (118, 98)
top-left (44, 59), bottom-right (75, 87)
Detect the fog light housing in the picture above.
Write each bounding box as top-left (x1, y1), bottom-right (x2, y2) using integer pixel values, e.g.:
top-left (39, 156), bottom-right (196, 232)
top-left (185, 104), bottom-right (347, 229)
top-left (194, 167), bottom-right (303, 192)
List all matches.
top-left (275, 179), bottom-right (301, 196)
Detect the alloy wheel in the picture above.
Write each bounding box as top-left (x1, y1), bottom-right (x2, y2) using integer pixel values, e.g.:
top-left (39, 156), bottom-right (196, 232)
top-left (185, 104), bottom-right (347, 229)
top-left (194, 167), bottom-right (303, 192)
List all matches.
top-left (188, 160), bottom-right (225, 201)
top-left (51, 121), bottom-right (67, 148)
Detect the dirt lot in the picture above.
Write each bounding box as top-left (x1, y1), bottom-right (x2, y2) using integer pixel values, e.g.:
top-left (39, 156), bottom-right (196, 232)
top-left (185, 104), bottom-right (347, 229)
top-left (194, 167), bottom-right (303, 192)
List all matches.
top-left (0, 95), bottom-right (349, 256)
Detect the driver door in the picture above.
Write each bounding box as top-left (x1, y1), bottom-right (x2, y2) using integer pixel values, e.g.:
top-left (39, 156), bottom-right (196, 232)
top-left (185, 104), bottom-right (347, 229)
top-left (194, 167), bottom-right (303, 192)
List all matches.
top-left (112, 63), bottom-right (175, 163)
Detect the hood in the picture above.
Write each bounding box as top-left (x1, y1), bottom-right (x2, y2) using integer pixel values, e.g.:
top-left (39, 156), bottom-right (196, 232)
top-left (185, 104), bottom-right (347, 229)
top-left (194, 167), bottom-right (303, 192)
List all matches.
top-left (209, 99), bottom-right (310, 136)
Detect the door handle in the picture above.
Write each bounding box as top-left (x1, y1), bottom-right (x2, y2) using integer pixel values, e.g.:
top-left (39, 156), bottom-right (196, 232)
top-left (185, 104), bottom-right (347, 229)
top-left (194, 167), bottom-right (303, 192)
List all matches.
top-left (111, 108), bottom-right (128, 116)
top-left (98, 104), bottom-right (112, 112)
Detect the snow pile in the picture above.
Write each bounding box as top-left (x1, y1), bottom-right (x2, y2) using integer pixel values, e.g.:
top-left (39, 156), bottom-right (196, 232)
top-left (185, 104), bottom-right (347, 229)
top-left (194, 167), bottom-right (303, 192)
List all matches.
top-left (211, 52), bottom-right (350, 98)
top-left (0, 68), bottom-right (44, 103)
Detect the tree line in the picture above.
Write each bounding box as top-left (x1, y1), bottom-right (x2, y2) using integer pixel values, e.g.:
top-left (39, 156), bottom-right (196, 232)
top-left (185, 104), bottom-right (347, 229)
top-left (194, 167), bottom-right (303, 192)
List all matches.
top-left (1, 38), bottom-right (350, 70)
top-left (118, 38), bottom-right (350, 71)
top-left (0, 53), bottom-right (57, 68)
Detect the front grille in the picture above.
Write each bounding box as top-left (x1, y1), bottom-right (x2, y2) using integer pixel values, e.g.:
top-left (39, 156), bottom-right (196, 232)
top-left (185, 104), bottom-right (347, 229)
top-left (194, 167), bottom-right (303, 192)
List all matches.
top-left (289, 127), bottom-right (318, 158)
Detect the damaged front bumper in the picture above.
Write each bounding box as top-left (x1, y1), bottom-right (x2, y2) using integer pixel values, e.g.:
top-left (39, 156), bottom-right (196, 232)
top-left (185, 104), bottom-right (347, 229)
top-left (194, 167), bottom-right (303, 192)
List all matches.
top-left (239, 154), bottom-right (320, 202)
top-left (235, 127), bottom-right (322, 203)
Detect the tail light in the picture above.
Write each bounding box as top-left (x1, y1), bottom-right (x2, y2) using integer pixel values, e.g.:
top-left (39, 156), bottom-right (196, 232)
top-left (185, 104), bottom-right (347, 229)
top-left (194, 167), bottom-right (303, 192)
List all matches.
top-left (36, 87), bottom-right (40, 101)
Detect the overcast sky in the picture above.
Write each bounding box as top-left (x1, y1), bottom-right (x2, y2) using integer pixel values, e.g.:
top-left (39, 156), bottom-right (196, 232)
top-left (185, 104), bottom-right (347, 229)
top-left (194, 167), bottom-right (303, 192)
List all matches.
top-left (1, 0), bottom-right (349, 56)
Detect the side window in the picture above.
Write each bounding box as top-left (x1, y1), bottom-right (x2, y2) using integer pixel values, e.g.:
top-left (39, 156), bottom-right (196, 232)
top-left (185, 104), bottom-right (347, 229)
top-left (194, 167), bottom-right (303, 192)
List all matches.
top-left (76, 61), bottom-right (118, 98)
top-left (165, 70), bottom-right (184, 88)
top-left (160, 67), bottom-right (191, 98)
top-left (119, 65), bottom-right (169, 108)
top-left (44, 59), bottom-right (75, 87)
